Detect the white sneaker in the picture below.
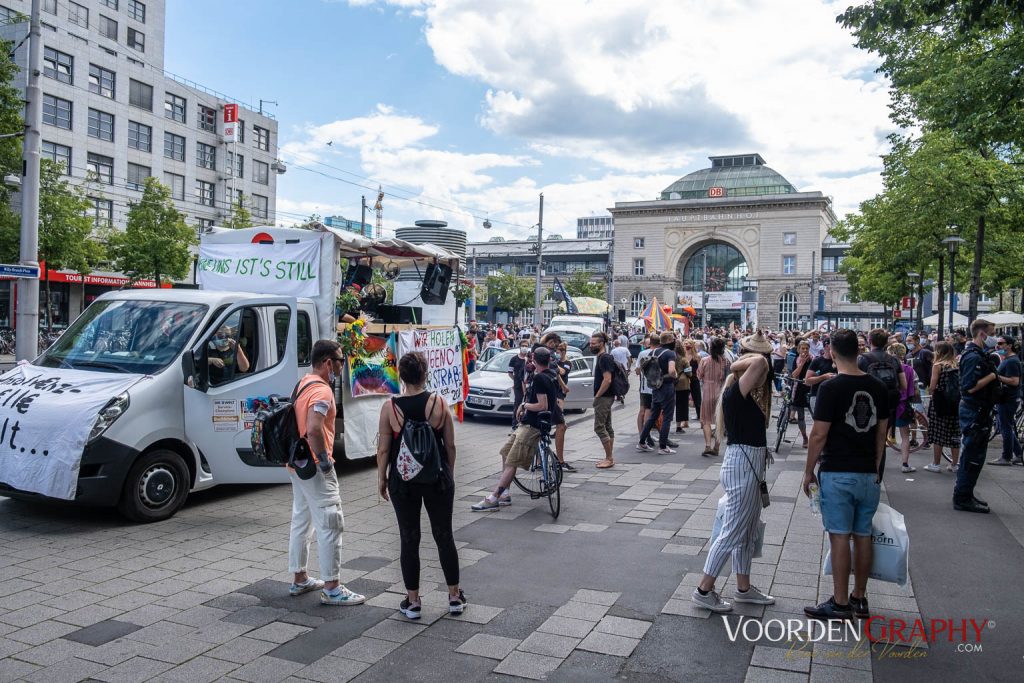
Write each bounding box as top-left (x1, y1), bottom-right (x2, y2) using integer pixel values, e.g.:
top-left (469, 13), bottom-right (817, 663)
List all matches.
top-left (637, 443), bottom-right (653, 452)
top-left (691, 588), bottom-right (732, 613)
top-left (658, 447), bottom-right (677, 455)
top-left (901, 463), bottom-right (916, 473)
top-left (320, 586), bottom-right (366, 606)
top-left (733, 586), bottom-right (775, 605)
top-left (923, 463), bottom-right (942, 473)
top-left (289, 578), bottom-right (324, 596)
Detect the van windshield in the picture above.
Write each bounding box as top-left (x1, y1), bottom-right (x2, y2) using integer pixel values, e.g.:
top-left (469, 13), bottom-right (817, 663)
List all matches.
top-left (36, 300), bottom-right (208, 374)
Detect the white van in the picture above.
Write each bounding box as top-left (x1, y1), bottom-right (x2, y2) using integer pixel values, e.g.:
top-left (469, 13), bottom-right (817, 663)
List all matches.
top-left (547, 315), bottom-right (605, 334)
top-left (0, 226), bottom-right (459, 522)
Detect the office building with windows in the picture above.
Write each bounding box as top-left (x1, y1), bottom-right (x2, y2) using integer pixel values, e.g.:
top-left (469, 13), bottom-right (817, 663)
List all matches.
top-left (0, 0), bottom-right (282, 326)
top-left (610, 154), bottom-right (890, 331)
top-left (324, 215), bottom-right (372, 238)
top-left (465, 236), bottom-right (610, 326)
top-left (576, 215), bottom-right (613, 239)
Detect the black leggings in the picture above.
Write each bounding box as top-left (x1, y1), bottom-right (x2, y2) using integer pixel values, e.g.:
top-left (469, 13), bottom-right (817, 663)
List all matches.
top-left (691, 380), bottom-right (702, 419)
top-left (675, 389), bottom-right (690, 422)
top-left (389, 476), bottom-right (460, 590)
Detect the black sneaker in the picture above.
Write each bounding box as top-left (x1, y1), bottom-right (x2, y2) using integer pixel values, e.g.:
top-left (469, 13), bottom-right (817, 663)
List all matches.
top-left (804, 596), bottom-right (853, 621)
top-left (849, 593), bottom-right (870, 619)
top-left (449, 590), bottom-right (468, 615)
top-left (973, 495), bottom-right (989, 507)
top-left (666, 439), bottom-right (679, 448)
top-left (953, 499), bottom-right (989, 513)
top-left (399, 599), bottom-right (421, 620)
top-left (560, 462), bottom-right (577, 472)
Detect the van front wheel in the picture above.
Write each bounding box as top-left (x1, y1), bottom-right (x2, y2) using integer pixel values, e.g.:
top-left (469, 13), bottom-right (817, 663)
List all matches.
top-left (117, 449), bottom-right (189, 523)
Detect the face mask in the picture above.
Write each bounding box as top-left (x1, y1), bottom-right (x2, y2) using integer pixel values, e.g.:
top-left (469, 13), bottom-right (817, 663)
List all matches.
top-left (997, 347), bottom-right (1008, 356)
top-left (328, 368), bottom-right (337, 385)
top-left (907, 340), bottom-right (915, 349)
top-left (553, 352), bottom-right (561, 361)
top-left (519, 347), bottom-right (528, 355)
top-left (984, 335), bottom-right (997, 349)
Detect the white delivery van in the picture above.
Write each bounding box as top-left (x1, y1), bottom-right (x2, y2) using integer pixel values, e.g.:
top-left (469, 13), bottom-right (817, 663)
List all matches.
top-left (0, 225), bottom-right (459, 522)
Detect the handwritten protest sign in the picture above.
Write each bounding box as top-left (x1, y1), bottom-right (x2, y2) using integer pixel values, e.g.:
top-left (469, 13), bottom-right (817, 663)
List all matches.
top-left (397, 328), bottom-right (465, 406)
top-left (197, 239), bottom-right (321, 298)
top-left (349, 335), bottom-right (400, 398)
top-left (0, 365), bottom-right (141, 500)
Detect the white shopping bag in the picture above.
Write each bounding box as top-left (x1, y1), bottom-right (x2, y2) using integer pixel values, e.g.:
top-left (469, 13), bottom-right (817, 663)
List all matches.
top-left (822, 503), bottom-right (909, 586)
top-left (710, 495), bottom-right (765, 559)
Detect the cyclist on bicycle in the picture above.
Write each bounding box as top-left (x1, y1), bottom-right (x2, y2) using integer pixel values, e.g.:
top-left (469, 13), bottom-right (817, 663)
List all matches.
top-left (472, 347), bottom-right (559, 511)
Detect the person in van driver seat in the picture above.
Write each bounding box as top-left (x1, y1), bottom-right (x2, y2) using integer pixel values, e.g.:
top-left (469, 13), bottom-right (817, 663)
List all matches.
top-left (208, 324), bottom-right (250, 382)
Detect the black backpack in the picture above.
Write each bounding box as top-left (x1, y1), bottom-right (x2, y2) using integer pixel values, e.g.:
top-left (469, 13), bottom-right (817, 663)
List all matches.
top-left (599, 353), bottom-right (629, 398)
top-left (250, 379), bottom-right (326, 466)
top-left (641, 349), bottom-right (666, 390)
top-left (864, 351), bottom-right (900, 411)
top-left (391, 396), bottom-right (443, 484)
top-left (933, 369), bottom-right (961, 417)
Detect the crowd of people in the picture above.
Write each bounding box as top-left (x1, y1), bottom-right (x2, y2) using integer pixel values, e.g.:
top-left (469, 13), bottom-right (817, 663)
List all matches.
top-left (280, 316), bottom-right (1021, 625)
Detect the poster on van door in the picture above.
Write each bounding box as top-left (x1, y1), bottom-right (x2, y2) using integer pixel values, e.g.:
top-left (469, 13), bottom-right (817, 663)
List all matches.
top-left (0, 365), bottom-right (141, 500)
top-left (197, 239), bottom-right (321, 298)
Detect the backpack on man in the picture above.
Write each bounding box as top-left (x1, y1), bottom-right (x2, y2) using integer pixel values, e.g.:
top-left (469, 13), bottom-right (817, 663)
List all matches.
top-left (251, 379), bottom-right (326, 468)
top-left (640, 348), bottom-right (667, 390)
top-left (391, 396), bottom-right (444, 485)
top-left (864, 351), bottom-right (901, 412)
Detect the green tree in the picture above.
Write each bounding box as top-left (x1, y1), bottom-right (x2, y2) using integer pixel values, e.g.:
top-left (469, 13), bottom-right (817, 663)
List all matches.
top-left (485, 271), bottom-right (533, 315)
top-left (109, 177), bottom-right (195, 287)
top-left (0, 38), bottom-right (26, 262)
top-left (223, 195), bottom-right (253, 229)
top-left (37, 159), bottom-right (105, 330)
top-left (549, 270), bottom-right (606, 300)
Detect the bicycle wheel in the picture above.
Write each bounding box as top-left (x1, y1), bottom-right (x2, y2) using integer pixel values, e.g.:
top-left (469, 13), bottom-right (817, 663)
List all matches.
top-left (774, 402), bottom-right (788, 453)
top-left (544, 447), bottom-right (562, 518)
top-left (512, 442), bottom-right (547, 498)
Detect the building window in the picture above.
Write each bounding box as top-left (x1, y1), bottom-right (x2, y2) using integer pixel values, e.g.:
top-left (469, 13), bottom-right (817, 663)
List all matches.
top-left (778, 292), bottom-right (798, 329)
top-left (630, 292), bottom-right (646, 317)
top-left (225, 187), bottom-right (243, 209)
top-left (42, 94), bottom-right (72, 129)
top-left (840, 292), bottom-right (852, 304)
top-left (164, 172), bottom-right (184, 200)
top-left (127, 0), bottom-right (145, 22)
top-left (43, 0), bottom-right (56, 15)
top-left (236, 119), bottom-right (245, 144)
top-left (129, 79), bottom-right (152, 110)
top-left (195, 180), bottom-right (215, 206)
top-left (127, 162), bottom-right (149, 191)
top-left (127, 120), bottom-right (151, 152)
top-left (98, 14), bottom-right (117, 40)
top-left (783, 232), bottom-right (796, 246)
top-left (253, 160), bottom-right (269, 185)
top-left (67, 1), bottom-right (88, 28)
top-left (86, 153), bottom-right (113, 185)
top-left (197, 218), bottom-right (214, 231)
top-left (252, 194), bottom-right (268, 220)
top-left (226, 151), bottom-right (243, 178)
top-left (197, 105), bottom-right (215, 132)
top-left (254, 125), bottom-right (269, 151)
top-left (88, 64), bottom-right (115, 98)
top-left (127, 28), bottom-right (144, 52)
top-left (163, 132), bottom-right (185, 161)
top-left (633, 258), bottom-right (645, 276)
top-left (42, 47), bottom-right (73, 84)
top-left (196, 141), bottom-right (215, 169)
top-left (89, 197), bottom-right (112, 229)
top-left (164, 92), bottom-right (186, 123)
top-left (42, 94), bottom-right (75, 131)
top-left (782, 255), bottom-right (796, 275)
top-left (126, 56), bottom-right (143, 66)
top-left (822, 256), bottom-right (836, 273)
top-left (100, 0), bottom-right (118, 9)
top-left (634, 237), bottom-right (644, 249)
top-left (87, 108), bottom-right (114, 141)
top-left (41, 141), bottom-right (71, 173)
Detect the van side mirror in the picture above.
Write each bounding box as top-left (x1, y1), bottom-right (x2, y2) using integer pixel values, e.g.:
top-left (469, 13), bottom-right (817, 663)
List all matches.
top-left (182, 349), bottom-right (207, 392)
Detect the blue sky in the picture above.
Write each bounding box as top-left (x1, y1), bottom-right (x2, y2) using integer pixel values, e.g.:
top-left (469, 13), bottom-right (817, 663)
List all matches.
top-left (165, 0), bottom-right (894, 241)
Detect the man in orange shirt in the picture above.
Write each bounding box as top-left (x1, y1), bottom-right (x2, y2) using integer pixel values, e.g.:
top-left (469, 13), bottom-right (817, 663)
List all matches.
top-left (288, 339), bottom-right (366, 606)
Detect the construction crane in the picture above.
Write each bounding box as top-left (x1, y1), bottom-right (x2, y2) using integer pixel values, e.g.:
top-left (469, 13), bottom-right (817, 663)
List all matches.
top-left (373, 187), bottom-right (384, 238)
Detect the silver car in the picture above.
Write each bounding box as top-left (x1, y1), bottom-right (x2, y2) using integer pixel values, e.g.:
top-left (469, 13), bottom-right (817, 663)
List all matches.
top-left (465, 349), bottom-right (596, 418)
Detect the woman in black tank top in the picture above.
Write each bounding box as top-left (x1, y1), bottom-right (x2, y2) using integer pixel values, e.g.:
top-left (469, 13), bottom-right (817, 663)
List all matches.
top-left (376, 353), bottom-right (465, 620)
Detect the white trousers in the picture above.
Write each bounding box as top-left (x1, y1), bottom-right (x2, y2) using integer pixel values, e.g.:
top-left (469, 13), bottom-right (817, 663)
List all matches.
top-left (703, 444), bottom-right (767, 578)
top-left (288, 468), bottom-right (344, 581)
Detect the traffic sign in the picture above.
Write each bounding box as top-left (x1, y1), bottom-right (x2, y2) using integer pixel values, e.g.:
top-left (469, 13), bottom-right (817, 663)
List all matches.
top-left (893, 309), bottom-right (902, 318)
top-left (0, 264), bottom-right (40, 278)
top-left (901, 296), bottom-right (916, 309)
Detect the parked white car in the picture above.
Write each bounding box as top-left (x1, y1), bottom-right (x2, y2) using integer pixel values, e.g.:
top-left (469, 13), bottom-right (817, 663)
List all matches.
top-left (465, 349), bottom-right (596, 418)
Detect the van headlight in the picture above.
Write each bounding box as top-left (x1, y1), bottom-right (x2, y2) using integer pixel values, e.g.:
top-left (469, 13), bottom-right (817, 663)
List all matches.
top-left (504, 388), bottom-right (513, 398)
top-left (89, 392), bottom-right (129, 442)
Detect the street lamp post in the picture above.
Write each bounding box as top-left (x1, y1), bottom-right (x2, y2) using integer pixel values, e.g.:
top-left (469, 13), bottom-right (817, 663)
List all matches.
top-left (907, 271), bottom-right (920, 331)
top-left (942, 232), bottom-right (965, 335)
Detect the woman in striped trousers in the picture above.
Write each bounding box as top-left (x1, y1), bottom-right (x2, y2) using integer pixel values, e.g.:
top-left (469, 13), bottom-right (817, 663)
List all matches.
top-left (692, 331), bottom-right (778, 614)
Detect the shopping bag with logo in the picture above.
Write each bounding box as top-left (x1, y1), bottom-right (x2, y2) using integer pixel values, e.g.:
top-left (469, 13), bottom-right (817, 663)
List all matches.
top-left (710, 495), bottom-right (765, 559)
top-left (822, 502), bottom-right (909, 586)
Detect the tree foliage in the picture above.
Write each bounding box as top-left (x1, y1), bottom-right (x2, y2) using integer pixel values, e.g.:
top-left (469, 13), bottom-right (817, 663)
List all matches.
top-left (485, 271), bottom-right (534, 314)
top-left (222, 195), bottom-right (253, 229)
top-left (109, 177), bottom-right (195, 286)
top-left (559, 270), bottom-right (606, 299)
top-left (0, 39), bottom-right (24, 262)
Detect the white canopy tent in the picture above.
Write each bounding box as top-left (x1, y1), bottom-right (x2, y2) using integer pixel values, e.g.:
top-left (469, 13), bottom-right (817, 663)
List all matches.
top-left (921, 312), bottom-right (968, 327)
top-left (919, 311), bottom-right (1024, 328)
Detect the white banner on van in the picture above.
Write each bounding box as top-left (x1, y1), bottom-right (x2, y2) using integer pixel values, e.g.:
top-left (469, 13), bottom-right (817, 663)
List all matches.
top-left (0, 365), bottom-right (140, 500)
top-left (342, 391), bottom-right (387, 461)
top-left (198, 239), bottom-right (322, 298)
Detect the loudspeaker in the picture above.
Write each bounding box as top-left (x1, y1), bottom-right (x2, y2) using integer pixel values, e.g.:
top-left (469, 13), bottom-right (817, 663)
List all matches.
top-left (420, 262), bottom-right (452, 305)
top-left (344, 263), bottom-right (372, 289)
top-left (618, 309), bottom-right (626, 323)
top-left (378, 305), bottom-right (422, 324)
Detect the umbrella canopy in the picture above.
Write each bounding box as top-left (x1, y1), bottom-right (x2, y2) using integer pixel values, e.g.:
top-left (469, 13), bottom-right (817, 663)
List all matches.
top-left (983, 311), bottom-right (1024, 327)
top-left (641, 296), bottom-right (672, 331)
top-left (556, 296), bottom-right (611, 315)
top-left (920, 312), bottom-right (968, 327)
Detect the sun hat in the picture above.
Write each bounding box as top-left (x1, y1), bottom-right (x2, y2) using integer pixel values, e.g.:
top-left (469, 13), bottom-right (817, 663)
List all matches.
top-left (740, 330), bottom-right (773, 355)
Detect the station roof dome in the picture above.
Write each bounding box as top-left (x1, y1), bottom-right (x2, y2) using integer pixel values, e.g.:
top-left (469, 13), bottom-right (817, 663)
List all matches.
top-left (661, 154), bottom-right (796, 200)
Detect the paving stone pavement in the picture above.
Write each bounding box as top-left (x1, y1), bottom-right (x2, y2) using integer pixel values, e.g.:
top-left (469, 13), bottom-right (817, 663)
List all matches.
top-left (0, 395), bottom-right (978, 682)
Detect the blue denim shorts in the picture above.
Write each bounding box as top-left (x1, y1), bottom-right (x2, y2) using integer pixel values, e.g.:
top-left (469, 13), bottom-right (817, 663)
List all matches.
top-left (819, 471), bottom-right (880, 536)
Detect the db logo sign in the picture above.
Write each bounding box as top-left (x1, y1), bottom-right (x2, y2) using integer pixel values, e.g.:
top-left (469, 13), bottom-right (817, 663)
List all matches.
top-left (708, 187), bottom-right (725, 198)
